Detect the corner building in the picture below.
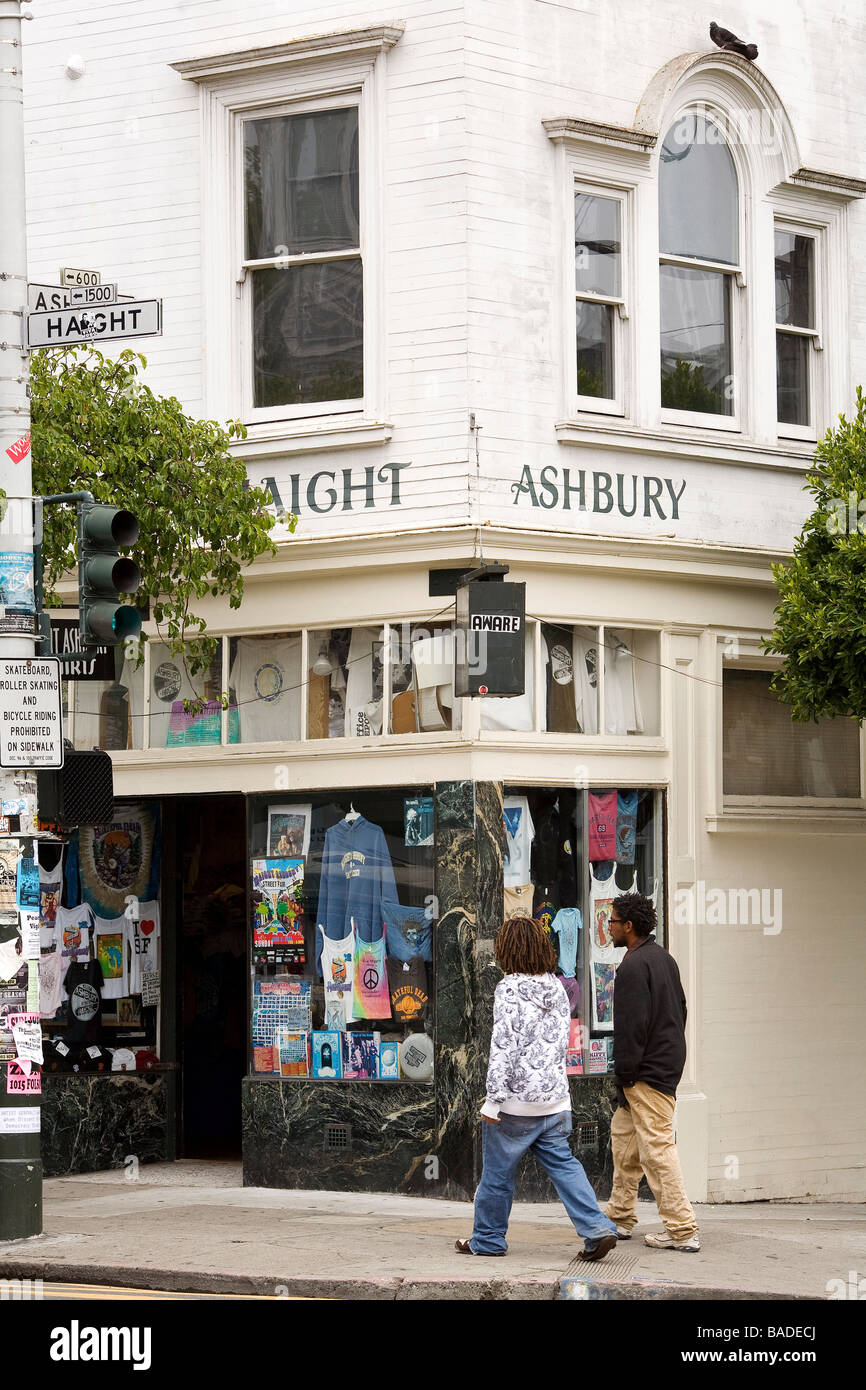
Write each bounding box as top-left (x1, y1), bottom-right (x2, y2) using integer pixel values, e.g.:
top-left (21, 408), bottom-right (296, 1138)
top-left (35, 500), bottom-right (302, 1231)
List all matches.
top-left (23, 1), bottom-right (866, 1204)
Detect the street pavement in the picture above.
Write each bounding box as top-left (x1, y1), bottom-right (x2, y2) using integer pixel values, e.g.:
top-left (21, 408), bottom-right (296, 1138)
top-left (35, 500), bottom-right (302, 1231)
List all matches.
top-left (0, 1162), bottom-right (863, 1301)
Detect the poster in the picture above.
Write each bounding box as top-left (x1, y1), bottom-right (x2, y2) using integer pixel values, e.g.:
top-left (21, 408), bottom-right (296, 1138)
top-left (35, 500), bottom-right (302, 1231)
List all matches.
top-left (404, 796), bottom-right (434, 847)
top-left (267, 804), bottom-right (311, 858)
top-left (593, 962), bottom-right (617, 1027)
top-left (0, 552), bottom-right (36, 634)
top-left (341, 1032), bottom-right (380, 1080)
top-left (6, 1061), bottom-right (40, 1095)
top-left (277, 1031), bottom-right (310, 1077)
top-left (0, 839), bottom-right (20, 913)
top-left (0, 1106), bottom-right (40, 1134)
top-left (251, 858), bottom-right (305, 965)
top-left (16, 857), bottom-right (40, 910)
top-left (19, 909), bottom-right (40, 961)
top-left (141, 969), bottom-right (160, 1008)
top-left (9, 1013), bottom-right (42, 1068)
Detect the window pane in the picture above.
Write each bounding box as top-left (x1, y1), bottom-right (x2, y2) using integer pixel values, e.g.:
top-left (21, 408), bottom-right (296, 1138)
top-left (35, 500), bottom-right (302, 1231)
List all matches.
top-left (776, 332), bottom-right (810, 426)
top-left (147, 643), bottom-right (229, 750)
top-left (244, 108), bottom-right (359, 259)
top-left (603, 629), bottom-right (659, 736)
top-left (574, 193), bottom-right (620, 296)
top-left (659, 114), bottom-right (738, 264)
top-left (576, 300), bottom-right (614, 399)
top-left (252, 260), bottom-right (363, 408)
top-left (228, 634), bottom-right (302, 743)
top-left (660, 265), bottom-right (732, 415)
top-left (775, 232), bottom-right (814, 328)
top-left (723, 670), bottom-right (860, 797)
top-left (306, 627), bottom-right (386, 739)
top-left (73, 653), bottom-right (145, 751)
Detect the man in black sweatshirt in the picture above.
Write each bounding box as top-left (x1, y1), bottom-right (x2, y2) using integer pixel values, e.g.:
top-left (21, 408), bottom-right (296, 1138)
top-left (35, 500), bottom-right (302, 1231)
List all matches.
top-left (604, 893), bottom-right (700, 1252)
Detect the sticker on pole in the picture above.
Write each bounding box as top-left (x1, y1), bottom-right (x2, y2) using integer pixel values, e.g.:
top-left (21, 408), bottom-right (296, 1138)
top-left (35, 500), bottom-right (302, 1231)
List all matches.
top-left (0, 1106), bottom-right (40, 1134)
top-left (0, 657), bottom-right (64, 769)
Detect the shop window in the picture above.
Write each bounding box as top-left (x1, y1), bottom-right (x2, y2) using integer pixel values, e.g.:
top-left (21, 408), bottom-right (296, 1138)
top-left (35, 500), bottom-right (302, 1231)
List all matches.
top-left (538, 625), bottom-right (659, 736)
top-left (146, 642), bottom-right (230, 751)
top-left (723, 669), bottom-right (861, 798)
top-left (307, 624), bottom-right (461, 738)
top-left (228, 633), bottom-right (301, 744)
top-left (247, 787), bottom-right (435, 1082)
top-left (503, 786), bottom-right (665, 1066)
top-left (480, 622), bottom-right (541, 733)
top-left (72, 651), bottom-right (146, 752)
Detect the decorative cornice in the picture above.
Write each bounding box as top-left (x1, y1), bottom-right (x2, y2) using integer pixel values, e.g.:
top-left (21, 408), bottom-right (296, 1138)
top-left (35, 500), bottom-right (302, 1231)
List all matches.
top-left (786, 167), bottom-right (866, 200)
top-left (543, 117), bottom-right (656, 151)
top-left (171, 22), bottom-right (406, 81)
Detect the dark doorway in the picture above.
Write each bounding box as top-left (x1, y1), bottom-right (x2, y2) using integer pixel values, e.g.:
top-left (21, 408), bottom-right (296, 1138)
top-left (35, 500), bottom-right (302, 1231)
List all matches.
top-left (176, 794), bottom-right (246, 1158)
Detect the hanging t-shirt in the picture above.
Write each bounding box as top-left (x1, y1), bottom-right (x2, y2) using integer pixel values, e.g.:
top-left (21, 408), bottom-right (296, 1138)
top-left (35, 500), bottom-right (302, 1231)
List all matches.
top-left (38, 855), bottom-right (64, 948)
top-left (315, 816), bottom-right (397, 968)
top-left (545, 633), bottom-right (579, 733)
top-left (616, 791), bottom-right (638, 864)
top-left (0, 934), bottom-right (22, 983)
top-left (344, 628), bottom-right (384, 738)
top-left (503, 882), bottom-right (534, 919)
top-left (318, 925), bottom-right (355, 1030)
top-left (54, 905), bottom-right (94, 981)
top-left (552, 907), bottom-right (582, 977)
top-left (125, 899), bottom-right (160, 995)
top-left (481, 632), bottom-right (547, 733)
top-left (91, 914), bottom-right (129, 1000)
top-left (503, 795), bottom-right (535, 887)
top-left (229, 636), bottom-right (302, 743)
top-left (573, 628), bottom-right (600, 734)
top-left (148, 645), bottom-right (207, 749)
top-left (386, 956), bottom-right (429, 1024)
top-left (64, 960), bottom-right (104, 1044)
top-left (352, 931), bottom-right (391, 1020)
top-left (588, 791), bottom-right (618, 861)
top-left (606, 632), bottom-right (644, 736)
top-left (38, 951), bottom-right (64, 1019)
top-left (589, 866), bottom-right (626, 1032)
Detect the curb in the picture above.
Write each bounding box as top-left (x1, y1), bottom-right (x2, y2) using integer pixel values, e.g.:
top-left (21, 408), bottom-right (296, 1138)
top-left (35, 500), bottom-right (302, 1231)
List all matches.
top-left (561, 1276), bottom-right (817, 1302)
top-left (0, 1260), bottom-right (557, 1301)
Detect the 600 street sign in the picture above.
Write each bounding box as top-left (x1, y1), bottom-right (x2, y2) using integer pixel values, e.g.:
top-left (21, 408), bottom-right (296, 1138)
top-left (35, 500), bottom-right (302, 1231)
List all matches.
top-left (27, 299), bottom-right (162, 347)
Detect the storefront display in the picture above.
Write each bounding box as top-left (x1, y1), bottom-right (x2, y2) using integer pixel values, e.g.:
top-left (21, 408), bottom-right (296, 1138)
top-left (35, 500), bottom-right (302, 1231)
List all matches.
top-left (248, 788), bottom-right (436, 1083)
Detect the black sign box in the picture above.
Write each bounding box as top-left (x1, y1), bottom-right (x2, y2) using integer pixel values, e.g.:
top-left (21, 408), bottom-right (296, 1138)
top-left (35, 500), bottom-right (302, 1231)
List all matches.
top-left (455, 579), bottom-right (526, 697)
top-left (50, 617), bottom-right (114, 681)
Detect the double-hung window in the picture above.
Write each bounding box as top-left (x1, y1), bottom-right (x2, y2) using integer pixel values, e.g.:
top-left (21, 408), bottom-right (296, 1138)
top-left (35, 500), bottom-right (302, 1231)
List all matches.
top-left (774, 227), bottom-right (819, 437)
top-left (574, 187), bottom-right (625, 413)
top-left (241, 101), bottom-right (363, 420)
top-left (658, 113), bottom-right (740, 426)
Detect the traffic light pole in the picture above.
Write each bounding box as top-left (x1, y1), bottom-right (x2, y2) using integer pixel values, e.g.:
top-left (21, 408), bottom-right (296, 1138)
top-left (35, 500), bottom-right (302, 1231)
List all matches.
top-left (0, 0), bottom-right (41, 1241)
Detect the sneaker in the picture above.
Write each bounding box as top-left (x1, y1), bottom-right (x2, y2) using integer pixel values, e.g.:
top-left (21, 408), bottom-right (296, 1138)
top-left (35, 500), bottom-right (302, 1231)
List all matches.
top-left (615, 1225), bottom-right (633, 1240)
top-left (644, 1231), bottom-right (701, 1252)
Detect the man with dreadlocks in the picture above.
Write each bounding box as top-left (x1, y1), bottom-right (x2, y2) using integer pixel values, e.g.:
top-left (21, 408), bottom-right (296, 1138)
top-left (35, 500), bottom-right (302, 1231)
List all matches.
top-left (456, 915), bottom-right (617, 1259)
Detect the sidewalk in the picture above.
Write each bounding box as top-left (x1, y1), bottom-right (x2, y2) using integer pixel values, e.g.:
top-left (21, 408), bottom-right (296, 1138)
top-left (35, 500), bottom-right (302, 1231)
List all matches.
top-left (0, 1162), bottom-right (863, 1300)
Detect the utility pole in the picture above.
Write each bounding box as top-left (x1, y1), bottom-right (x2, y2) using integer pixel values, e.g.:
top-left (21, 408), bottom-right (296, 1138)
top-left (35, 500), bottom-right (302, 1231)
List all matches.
top-left (0, 0), bottom-right (41, 1240)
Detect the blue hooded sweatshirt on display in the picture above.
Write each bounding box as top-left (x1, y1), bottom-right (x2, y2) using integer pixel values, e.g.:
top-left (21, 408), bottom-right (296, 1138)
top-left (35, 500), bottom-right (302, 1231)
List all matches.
top-left (315, 816), bottom-right (397, 975)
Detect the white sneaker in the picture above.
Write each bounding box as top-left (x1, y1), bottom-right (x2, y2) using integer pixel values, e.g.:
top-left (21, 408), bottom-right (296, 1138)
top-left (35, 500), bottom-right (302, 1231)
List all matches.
top-left (644, 1231), bottom-right (701, 1252)
top-left (615, 1225), bottom-right (633, 1240)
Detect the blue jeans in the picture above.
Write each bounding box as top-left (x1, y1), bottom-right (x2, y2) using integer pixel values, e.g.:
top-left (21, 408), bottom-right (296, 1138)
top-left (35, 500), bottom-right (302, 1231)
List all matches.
top-left (469, 1110), bottom-right (617, 1254)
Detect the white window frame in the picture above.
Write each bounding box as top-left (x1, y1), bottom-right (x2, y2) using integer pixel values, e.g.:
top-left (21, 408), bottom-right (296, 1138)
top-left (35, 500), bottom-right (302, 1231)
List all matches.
top-left (772, 217), bottom-right (824, 443)
top-left (571, 181), bottom-right (630, 418)
top-left (236, 92), bottom-right (365, 427)
top-left (172, 26), bottom-right (401, 440)
top-left (657, 106), bottom-right (745, 436)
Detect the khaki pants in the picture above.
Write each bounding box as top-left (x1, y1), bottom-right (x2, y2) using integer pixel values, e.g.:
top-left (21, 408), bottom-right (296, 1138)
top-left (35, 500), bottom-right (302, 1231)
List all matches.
top-left (605, 1081), bottom-right (698, 1242)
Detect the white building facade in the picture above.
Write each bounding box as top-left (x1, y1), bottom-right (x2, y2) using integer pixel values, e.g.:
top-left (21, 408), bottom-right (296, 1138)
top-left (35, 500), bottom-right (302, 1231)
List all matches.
top-left (23, 1), bottom-right (866, 1202)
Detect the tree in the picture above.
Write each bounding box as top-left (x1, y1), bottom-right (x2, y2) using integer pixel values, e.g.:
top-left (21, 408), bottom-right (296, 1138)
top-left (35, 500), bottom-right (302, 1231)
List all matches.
top-left (30, 347), bottom-right (285, 680)
top-left (766, 386), bottom-right (866, 721)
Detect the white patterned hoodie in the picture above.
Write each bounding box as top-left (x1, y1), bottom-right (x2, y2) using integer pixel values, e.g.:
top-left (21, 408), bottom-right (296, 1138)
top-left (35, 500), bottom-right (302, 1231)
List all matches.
top-left (481, 973), bottom-right (571, 1119)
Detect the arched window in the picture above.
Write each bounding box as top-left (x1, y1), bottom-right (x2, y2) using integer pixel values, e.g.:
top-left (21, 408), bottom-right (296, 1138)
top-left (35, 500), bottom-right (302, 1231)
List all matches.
top-left (658, 112), bottom-right (739, 419)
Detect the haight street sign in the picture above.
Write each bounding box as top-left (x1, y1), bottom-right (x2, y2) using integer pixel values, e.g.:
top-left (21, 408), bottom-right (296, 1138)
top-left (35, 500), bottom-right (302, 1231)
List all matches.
top-left (26, 299), bottom-right (162, 348)
top-left (49, 617), bottom-right (114, 681)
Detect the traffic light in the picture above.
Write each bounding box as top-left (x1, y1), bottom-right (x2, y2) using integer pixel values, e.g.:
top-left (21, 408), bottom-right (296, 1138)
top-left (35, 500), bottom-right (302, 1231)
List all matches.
top-left (77, 503), bottom-right (142, 648)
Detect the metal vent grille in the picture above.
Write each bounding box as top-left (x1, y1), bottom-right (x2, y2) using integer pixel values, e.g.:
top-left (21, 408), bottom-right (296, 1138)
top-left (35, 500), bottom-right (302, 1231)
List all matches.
top-left (324, 1123), bottom-right (352, 1152)
top-left (38, 749), bottom-right (114, 829)
top-left (575, 1121), bottom-right (599, 1151)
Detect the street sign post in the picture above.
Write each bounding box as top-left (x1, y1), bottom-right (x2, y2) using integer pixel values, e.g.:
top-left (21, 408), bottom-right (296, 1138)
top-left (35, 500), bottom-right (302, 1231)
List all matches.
top-left (0, 656), bottom-right (64, 769)
top-left (26, 300), bottom-right (162, 348)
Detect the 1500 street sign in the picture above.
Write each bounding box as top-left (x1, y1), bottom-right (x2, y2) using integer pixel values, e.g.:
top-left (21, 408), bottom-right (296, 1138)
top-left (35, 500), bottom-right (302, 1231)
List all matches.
top-left (26, 300), bottom-right (162, 348)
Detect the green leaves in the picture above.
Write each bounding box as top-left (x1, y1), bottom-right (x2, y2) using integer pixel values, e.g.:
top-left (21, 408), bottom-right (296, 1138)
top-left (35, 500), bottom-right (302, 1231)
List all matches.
top-left (31, 347), bottom-right (283, 677)
top-left (765, 386), bottom-right (866, 722)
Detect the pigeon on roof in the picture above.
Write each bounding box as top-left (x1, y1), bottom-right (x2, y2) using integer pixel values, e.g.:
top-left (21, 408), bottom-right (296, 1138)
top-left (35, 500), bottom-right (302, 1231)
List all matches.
top-left (710, 20), bottom-right (758, 60)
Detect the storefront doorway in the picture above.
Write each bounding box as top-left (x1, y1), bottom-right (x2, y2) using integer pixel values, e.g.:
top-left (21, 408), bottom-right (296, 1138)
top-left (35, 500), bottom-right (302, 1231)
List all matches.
top-left (174, 794), bottom-right (246, 1159)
